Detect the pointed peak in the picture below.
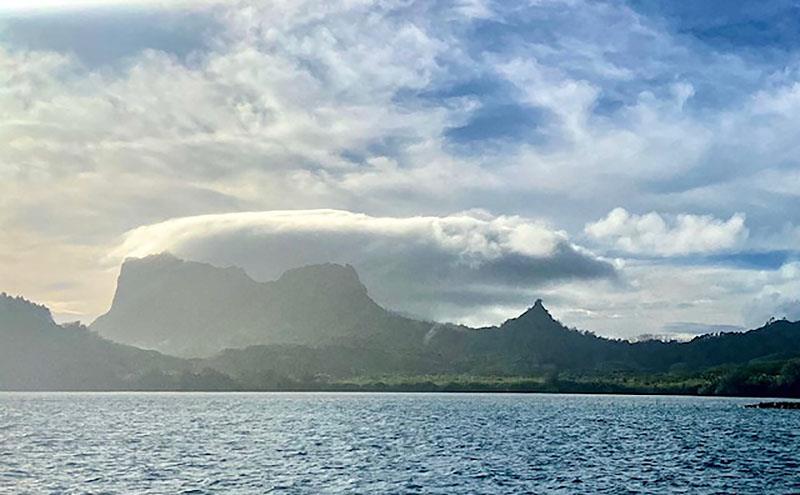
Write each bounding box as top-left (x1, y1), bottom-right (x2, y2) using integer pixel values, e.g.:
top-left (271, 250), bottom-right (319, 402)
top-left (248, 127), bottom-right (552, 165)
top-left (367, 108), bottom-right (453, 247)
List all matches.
top-left (523, 298), bottom-right (551, 318)
top-left (503, 298), bottom-right (558, 328)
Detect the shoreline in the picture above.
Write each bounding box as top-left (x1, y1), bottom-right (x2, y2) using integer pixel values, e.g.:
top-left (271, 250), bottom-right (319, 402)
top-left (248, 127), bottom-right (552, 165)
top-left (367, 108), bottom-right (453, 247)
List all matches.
top-left (2, 388), bottom-right (800, 400)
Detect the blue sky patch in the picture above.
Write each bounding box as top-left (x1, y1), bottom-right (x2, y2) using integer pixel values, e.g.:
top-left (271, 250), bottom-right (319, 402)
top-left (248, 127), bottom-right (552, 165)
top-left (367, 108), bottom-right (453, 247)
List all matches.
top-left (446, 102), bottom-right (551, 144)
top-left (0, 7), bottom-right (219, 67)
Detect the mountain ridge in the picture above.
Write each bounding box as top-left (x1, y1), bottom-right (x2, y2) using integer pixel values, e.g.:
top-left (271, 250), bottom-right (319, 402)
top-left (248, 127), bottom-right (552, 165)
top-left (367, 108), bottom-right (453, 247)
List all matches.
top-left (3, 256), bottom-right (800, 394)
top-left (89, 254), bottom-right (800, 370)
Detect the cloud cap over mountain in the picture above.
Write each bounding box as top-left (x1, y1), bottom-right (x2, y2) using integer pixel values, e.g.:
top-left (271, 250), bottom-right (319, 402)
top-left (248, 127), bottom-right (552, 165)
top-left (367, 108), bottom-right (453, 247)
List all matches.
top-left (113, 209), bottom-right (617, 325)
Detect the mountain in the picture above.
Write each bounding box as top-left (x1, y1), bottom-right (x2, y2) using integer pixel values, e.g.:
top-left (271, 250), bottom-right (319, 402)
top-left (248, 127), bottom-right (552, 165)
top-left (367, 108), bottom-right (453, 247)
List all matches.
top-left (3, 257), bottom-right (800, 395)
top-left (424, 299), bottom-right (631, 373)
top-left (0, 293), bottom-right (232, 390)
top-left (91, 253), bottom-right (420, 357)
top-left (91, 254), bottom-right (800, 373)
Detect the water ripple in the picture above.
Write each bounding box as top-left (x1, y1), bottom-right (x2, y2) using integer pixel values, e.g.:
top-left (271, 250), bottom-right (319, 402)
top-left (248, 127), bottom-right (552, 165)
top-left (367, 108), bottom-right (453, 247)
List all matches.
top-left (1, 393), bottom-right (799, 494)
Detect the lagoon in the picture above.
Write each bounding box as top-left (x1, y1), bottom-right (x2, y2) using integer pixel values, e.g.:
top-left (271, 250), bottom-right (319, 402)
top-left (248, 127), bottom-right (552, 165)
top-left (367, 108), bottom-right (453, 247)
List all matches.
top-left (2, 392), bottom-right (799, 494)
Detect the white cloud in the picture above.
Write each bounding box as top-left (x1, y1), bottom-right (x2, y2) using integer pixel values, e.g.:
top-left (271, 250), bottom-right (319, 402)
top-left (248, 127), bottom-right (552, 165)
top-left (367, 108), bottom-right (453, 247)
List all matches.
top-left (114, 209), bottom-right (572, 260)
top-left (495, 57), bottom-right (600, 139)
top-left (585, 207), bottom-right (748, 256)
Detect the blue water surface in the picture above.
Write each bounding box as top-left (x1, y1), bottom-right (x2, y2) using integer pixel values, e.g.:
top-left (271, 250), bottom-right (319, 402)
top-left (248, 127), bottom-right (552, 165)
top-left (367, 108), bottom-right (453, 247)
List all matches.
top-left (1, 393), bottom-right (799, 494)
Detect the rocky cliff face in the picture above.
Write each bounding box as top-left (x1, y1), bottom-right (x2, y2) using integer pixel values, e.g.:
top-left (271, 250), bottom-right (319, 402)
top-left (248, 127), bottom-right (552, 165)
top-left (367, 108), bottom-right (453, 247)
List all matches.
top-left (91, 254), bottom-right (390, 357)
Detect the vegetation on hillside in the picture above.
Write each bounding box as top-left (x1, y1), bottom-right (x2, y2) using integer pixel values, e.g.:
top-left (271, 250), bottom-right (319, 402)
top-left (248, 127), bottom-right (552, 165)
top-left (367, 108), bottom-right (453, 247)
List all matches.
top-left (3, 267), bottom-right (800, 398)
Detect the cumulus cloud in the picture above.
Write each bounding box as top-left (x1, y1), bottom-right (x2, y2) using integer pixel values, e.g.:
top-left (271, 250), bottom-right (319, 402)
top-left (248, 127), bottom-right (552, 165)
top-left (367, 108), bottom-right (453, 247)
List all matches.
top-left (584, 208), bottom-right (748, 256)
top-left (113, 209), bottom-right (617, 324)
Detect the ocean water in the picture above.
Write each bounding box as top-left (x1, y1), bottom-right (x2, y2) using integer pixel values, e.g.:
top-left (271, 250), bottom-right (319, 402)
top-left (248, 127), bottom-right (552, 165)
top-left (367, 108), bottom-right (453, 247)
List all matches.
top-left (1, 393), bottom-right (799, 494)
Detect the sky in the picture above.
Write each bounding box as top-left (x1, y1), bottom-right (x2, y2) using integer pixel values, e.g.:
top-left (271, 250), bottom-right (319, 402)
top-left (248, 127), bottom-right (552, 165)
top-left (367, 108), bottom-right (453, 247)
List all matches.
top-left (1, 0), bottom-right (799, 339)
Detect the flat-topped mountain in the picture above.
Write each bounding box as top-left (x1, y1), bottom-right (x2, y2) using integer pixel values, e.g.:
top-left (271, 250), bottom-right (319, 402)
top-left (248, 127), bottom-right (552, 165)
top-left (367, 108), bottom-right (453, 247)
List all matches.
top-left (91, 253), bottom-right (414, 357)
